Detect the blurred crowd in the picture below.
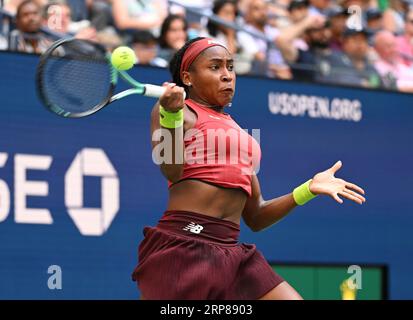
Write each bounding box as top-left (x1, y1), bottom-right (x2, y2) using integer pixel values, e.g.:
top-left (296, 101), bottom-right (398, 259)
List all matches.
top-left (2, 0), bottom-right (413, 92)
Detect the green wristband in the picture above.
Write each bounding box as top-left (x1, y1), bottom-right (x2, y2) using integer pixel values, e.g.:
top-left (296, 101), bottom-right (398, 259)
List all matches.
top-left (159, 105), bottom-right (184, 129)
top-left (293, 179), bottom-right (317, 205)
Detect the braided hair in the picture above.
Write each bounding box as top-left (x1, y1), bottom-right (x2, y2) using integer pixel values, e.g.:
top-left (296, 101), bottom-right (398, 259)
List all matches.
top-left (169, 37), bottom-right (206, 94)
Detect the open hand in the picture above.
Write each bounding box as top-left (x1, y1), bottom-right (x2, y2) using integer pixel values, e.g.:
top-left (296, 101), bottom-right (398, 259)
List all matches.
top-left (309, 161), bottom-right (366, 204)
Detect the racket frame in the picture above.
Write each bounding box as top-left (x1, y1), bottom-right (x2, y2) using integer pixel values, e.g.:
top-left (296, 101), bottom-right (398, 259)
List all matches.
top-left (36, 37), bottom-right (168, 118)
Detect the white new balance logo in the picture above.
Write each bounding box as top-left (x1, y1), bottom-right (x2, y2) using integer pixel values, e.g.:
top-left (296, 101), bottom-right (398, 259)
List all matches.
top-left (207, 39), bottom-right (220, 45)
top-left (183, 222), bottom-right (204, 234)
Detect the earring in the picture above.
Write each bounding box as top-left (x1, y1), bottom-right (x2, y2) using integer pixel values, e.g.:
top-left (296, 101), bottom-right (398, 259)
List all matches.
top-left (186, 83), bottom-right (191, 87)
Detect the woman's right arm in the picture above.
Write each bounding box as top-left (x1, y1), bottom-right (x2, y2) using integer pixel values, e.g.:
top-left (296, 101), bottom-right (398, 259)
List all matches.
top-left (150, 83), bottom-right (186, 182)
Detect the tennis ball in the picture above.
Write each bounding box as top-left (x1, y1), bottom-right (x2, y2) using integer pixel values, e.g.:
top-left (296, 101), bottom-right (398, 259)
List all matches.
top-left (111, 46), bottom-right (137, 71)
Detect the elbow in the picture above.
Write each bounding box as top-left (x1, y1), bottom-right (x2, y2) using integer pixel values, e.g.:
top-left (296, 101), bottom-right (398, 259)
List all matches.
top-left (114, 20), bottom-right (128, 31)
top-left (249, 225), bottom-right (264, 232)
top-left (244, 219), bottom-right (262, 232)
top-left (249, 226), bottom-right (260, 232)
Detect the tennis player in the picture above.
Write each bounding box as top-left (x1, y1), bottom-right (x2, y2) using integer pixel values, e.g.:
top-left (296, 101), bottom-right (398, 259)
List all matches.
top-left (131, 37), bottom-right (366, 300)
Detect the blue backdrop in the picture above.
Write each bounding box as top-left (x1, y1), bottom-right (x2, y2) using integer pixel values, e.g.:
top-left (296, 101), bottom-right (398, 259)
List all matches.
top-left (0, 51), bottom-right (412, 299)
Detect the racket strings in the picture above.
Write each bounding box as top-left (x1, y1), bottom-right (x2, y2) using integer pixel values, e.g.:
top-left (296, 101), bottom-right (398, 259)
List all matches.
top-left (39, 39), bottom-right (113, 116)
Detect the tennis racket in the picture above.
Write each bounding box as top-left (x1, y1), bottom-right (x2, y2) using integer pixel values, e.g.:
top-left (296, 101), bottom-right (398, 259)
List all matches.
top-left (36, 37), bottom-right (180, 118)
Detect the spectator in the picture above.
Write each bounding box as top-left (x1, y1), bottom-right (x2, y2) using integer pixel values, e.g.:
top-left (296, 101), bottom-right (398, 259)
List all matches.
top-left (244, 0), bottom-right (291, 79)
top-left (44, 1), bottom-right (123, 49)
top-left (112, 0), bottom-right (167, 37)
top-left (168, 0), bottom-right (213, 36)
top-left (278, 18), bottom-right (333, 82)
top-left (131, 30), bottom-right (168, 67)
top-left (267, 0), bottom-right (290, 29)
top-left (86, 0), bottom-right (114, 32)
top-left (42, 1), bottom-right (71, 34)
top-left (285, 0), bottom-right (312, 51)
top-left (63, 0), bottom-right (88, 21)
top-left (366, 8), bottom-right (384, 45)
top-left (396, 9), bottom-right (413, 66)
top-left (374, 30), bottom-right (413, 91)
top-left (206, 0), bottom-right (259, 74)
top-left (366, 7), bottom-right (384, 32)
top-left (382, 0), bottom-right (409, 35)
top-left (289, 0), bottom-right (311, 25)
top-left (326, 6), bottom-right (348, 52)
top-left (206, 0), bottom-right (239, 54)
top-left (43, 1), bottom-right (97, 41)
top-left (4, 0), bottom-right (46, 15)
top-left (8, 0), bottom-right (54, 53)
top-left (158, 14), bottom-right (188, 63)
top-left (320, 28), bottom-right (383, 88)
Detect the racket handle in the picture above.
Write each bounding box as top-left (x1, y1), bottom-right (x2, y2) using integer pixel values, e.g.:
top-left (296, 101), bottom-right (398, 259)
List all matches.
top-left (143, 84), bottom-right (186, 99)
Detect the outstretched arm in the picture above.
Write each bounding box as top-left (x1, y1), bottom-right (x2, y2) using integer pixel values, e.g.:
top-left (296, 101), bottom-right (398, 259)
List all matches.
top-left (242, 161), bottom-right (366, 232)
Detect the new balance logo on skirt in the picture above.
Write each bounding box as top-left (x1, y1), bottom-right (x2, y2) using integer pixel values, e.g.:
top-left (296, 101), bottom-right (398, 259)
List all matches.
top-left (183, 222), bottom-right (204, 234)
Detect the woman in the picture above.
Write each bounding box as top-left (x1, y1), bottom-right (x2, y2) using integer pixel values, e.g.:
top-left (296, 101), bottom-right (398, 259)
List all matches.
top-left (205, 0), bottom-right (259, 74)
top-left (158, 14), bottom-right (188, 63)
top-left (132, 37), bottom-right (366, 300)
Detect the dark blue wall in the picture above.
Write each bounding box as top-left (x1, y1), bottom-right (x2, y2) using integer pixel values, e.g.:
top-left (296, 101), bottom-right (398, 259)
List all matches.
top-left (0, 51), bottom-right (412, 299)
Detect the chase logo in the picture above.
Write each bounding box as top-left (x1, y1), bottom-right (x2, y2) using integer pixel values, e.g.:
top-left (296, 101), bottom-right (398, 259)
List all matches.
top-left (65, 148), bottom-right (119, 236)
top-left (0, 148), bottom-right (120, 237)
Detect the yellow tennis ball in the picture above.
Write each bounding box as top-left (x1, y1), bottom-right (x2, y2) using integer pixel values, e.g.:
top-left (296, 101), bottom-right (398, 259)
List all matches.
top-left (111, 46), bottom-right (137, 71)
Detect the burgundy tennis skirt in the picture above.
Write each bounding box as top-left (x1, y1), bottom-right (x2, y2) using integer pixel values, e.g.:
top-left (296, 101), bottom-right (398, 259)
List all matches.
top-left (131, 210), bottom-right (284, 300)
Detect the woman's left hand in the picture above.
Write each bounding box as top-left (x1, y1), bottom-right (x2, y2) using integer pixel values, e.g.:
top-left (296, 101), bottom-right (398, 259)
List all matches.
top-left (309, 161), bottom-right (366, 205)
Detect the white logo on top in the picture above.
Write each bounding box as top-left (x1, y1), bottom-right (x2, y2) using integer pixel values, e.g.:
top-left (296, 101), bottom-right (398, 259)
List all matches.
top-left (183, 222), bottom-right (204, 234)
top-left (209, 115), bottom-right (221, 120)
top-left (207, 39), bottom-right (220, 45)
